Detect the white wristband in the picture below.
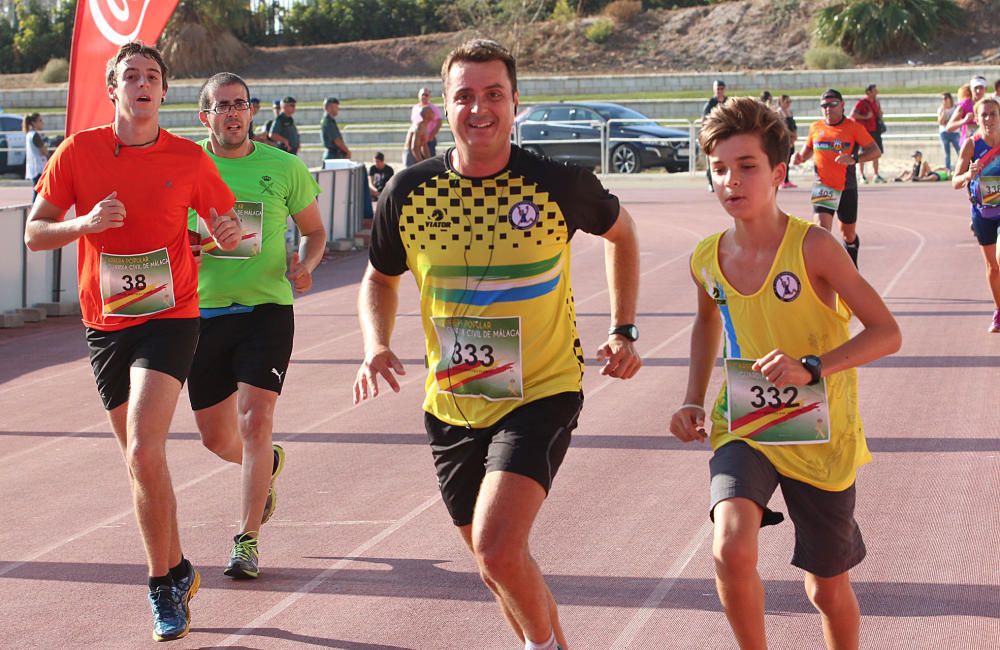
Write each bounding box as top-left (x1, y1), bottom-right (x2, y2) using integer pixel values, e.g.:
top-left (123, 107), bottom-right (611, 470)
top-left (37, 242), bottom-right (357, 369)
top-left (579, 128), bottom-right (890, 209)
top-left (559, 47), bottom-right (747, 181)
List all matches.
top-left (680, 403), bottom-right (705, 411)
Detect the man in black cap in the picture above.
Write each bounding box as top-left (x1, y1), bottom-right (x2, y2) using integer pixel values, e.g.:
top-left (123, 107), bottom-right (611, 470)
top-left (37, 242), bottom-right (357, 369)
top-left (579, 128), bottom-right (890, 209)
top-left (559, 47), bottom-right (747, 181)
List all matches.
top-left (794, 89), bottom-right (881, 267)
top-left (321, 96), bottom-right (350, 160)
top-left (367, 152), bottom-right (394, 201)
top-left (268, 96), bottom-right (299, 155)
top-left (701, 79), bottom-right (728, 191)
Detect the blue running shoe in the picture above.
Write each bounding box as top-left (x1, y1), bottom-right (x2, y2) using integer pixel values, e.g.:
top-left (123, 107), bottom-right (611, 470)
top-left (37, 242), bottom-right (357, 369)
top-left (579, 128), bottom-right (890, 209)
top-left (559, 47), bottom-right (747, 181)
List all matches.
top-left (173, 563), bottom-right (200, 620)
top-left (148, 584), bottom-right (191, 642)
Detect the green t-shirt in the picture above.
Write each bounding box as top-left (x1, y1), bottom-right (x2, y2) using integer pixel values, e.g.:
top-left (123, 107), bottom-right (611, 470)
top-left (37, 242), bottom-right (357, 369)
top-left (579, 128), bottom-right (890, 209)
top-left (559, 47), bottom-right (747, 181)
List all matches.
top-left (188, 140), bottom-right (320, 308)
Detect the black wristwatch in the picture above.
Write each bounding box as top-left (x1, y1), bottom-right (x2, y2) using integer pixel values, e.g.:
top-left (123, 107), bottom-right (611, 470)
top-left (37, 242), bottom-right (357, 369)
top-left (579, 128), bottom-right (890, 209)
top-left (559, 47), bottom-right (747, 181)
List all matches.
top-left (800, 355), bottom-right (822, 385)
top-left (608, 324), bottom-right (639, 342)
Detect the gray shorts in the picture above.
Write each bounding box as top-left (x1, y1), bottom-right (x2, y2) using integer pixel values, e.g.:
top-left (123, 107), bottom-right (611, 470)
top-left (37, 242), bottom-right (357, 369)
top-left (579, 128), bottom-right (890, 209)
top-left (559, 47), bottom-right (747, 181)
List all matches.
top-left (709, 441), bottom-right (866, 578)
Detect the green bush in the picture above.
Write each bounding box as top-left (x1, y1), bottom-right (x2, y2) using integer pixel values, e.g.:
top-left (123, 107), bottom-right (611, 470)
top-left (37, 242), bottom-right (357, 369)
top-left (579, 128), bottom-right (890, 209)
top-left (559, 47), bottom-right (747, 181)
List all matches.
top-left (585, 18), bottom-right (615, 44)
top-left (39, 56), bottom-right (68, 83)
top-left (551, 0), bottom-right (576, 23)
top-left (815, 0), bottom-right (962, 61)
top-left (804, 45), bottom-right (853, 70)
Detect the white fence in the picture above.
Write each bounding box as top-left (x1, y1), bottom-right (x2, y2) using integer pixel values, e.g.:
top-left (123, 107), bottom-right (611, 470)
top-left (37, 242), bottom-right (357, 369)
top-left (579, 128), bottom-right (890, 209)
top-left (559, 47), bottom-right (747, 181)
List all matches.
top-left (0, 165), bottom-right (367, 316)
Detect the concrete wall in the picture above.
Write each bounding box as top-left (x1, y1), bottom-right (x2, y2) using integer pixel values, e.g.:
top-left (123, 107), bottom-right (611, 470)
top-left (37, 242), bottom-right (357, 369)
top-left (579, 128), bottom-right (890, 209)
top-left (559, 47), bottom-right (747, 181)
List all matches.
top-left (3, 65), bottom-right (999, 109)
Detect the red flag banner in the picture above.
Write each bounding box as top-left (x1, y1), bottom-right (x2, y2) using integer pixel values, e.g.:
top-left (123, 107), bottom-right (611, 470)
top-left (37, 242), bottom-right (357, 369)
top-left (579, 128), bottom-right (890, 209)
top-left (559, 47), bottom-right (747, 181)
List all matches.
top-left (65, 0), bottom-right (180, 136)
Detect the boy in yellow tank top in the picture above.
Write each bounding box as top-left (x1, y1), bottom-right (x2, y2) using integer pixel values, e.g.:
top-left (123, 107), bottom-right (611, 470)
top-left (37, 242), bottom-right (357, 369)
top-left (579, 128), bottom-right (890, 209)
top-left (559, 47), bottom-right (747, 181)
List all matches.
top-left (670, 97), bottom-right (901, 649)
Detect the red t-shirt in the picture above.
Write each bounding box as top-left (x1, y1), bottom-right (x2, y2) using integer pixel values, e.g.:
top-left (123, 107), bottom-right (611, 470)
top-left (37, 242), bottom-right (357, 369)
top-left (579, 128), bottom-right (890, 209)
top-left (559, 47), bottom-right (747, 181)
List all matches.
top-left (36, 126), bottom-right (235, 331)
top-left (852, 98), bottom-right (880, 132)
top-left (806, 118), bottom-right (874, 191)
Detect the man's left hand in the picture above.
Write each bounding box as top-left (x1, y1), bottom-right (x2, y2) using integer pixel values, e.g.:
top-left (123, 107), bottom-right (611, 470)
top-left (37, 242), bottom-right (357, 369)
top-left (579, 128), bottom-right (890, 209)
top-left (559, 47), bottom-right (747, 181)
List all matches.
top-left (286, 252), bottom-right (312, 293)
top-left (596, 336), bottom-right (641, 379)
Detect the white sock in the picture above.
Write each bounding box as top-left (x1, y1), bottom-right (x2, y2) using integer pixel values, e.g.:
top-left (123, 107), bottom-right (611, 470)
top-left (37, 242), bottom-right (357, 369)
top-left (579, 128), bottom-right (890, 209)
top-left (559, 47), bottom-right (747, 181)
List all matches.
top-left (525, 631), bottom-right (557, 650)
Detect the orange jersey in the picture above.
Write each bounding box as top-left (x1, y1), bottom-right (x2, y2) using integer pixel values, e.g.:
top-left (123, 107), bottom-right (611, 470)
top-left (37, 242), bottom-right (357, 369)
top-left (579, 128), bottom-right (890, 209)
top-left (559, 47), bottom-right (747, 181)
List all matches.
top-left (805, 118), bottom-right (874, 191)
top-left (37, 126), bottom-right (235, 331)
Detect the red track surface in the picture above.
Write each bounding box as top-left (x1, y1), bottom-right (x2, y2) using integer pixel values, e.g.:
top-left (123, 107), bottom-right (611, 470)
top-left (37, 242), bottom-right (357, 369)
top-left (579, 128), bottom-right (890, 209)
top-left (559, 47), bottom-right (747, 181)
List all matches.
top-left (2, 182), bottom-right (999, 649)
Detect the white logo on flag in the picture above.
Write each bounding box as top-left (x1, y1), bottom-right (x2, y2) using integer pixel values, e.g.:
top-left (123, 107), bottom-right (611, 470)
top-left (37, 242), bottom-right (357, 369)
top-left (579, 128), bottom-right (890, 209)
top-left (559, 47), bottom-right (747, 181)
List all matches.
top-left (89, 0), bottom-right (152, 45)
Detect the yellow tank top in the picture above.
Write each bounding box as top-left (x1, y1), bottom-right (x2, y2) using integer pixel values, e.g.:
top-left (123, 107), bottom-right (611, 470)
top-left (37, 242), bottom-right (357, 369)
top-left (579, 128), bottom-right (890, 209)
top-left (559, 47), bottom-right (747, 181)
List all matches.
top-left (690, 216), bottom-right (870, 491)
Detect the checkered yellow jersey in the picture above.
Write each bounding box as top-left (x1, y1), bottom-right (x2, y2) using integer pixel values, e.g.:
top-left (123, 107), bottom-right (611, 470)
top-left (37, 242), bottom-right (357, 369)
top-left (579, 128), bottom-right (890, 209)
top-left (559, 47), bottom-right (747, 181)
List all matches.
top-left (370, 146), bottom-right (620, 427)
top-left (691, 216), bottom-right (870, 491)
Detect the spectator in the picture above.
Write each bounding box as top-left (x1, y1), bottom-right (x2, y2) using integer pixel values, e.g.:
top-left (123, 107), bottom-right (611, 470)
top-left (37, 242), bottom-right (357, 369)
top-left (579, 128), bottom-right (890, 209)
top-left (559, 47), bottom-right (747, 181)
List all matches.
top-left (321, 96), bottom-right (351, 160)
top-left (368, 152), bottom-right (394, 201)
top-left (23, 112), bottom-right (48, 201)
top-left (778, 95), bottom-right (797, 189)
top-left (268, 96), bottom-right (299, 155)
top-left (894, 150), bottom-right (947, 182)
top-left (938, 92), bottom-right (960, 172)
top-left (759, 90), bottom-right (773, 108)
top-left (994, 79), bottom-right (1000, 100)
top-left (701, 79), bottom-right (728, 191)
top-left (404, 106), bottom-right (433, 167)
top-left (246, 97), bottom-right (261, 140)
top-left (948, 77), bottom-right (987, 145)
top-left (851, 84), bottom-right (885, 183)
top-left (410, 87), bottom-right (443, 157)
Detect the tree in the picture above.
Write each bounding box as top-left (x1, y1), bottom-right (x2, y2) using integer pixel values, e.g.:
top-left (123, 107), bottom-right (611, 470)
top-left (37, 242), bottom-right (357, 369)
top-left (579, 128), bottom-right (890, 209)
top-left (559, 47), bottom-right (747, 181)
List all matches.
top-left (815, 0), bottom-right (962, 60)
top-left (158, 0), bottom-right (251, 77)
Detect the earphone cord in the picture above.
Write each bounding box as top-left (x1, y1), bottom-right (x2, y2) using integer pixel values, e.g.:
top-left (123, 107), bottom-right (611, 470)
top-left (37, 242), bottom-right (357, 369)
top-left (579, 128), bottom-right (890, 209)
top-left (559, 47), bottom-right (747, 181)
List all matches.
top-left (445, 176), bottom-right (503, 430)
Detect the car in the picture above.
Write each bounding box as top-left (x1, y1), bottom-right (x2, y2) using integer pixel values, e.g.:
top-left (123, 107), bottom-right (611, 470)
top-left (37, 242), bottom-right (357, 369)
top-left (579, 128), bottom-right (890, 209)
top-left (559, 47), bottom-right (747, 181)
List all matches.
top-left (0, 113), bottom-right (27, 175)
top-left (514, 101), bottom-right (690, 174)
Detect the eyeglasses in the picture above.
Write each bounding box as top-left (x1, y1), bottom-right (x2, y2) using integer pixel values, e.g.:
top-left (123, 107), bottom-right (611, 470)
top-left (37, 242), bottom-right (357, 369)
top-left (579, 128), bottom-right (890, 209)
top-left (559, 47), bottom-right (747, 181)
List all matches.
top-left (421, 93), bottom-right (430, 97)
top-left (204, 100), bottom-right (251, 115)
top-left (820, 101), bottom-right (840, 109)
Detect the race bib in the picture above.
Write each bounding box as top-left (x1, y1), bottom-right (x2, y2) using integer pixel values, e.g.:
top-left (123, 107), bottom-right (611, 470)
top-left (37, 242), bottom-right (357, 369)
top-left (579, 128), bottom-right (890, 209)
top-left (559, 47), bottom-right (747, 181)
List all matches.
top-left (810, 183), bottom-right (842, 211)
top-left (979, 176), bottom-right (1000, 207)
top-left (199, 201), bottom-right (263, 259)
top-left (725, 358), bottom-right (830, 445)
top-left (100, 248), bottom-right (175, 317)
top-left (432, 316), bottom-right (523, 401)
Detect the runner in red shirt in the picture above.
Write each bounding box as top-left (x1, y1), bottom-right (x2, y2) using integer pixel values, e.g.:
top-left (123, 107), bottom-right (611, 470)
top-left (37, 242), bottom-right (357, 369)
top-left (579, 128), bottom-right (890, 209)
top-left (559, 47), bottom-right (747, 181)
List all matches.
top-left (850, 84), bottom-right (885, 183)
top-left (794, 89), bottom-right (881, 268)
top-left (24, 42), bottom-right (240, 642)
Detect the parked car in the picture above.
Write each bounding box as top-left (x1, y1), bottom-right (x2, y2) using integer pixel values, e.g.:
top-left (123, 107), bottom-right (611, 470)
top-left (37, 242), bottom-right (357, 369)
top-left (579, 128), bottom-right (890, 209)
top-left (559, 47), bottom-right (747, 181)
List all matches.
top-left (514, 101), bottom-right (690, 174)
top-left (0, 113), bottom-right (27, 175)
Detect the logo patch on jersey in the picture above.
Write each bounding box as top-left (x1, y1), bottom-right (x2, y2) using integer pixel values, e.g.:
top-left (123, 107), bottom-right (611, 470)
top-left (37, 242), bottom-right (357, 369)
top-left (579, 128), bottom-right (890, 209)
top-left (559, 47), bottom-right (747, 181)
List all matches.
top-left (259, 176), bottom-right (275, 196)
top-left (428, 208), bottom-right (450, 228)
top-left (772, 272), bottom-right (801, 302)
top-left (509, 201), bottom-right (539, 230)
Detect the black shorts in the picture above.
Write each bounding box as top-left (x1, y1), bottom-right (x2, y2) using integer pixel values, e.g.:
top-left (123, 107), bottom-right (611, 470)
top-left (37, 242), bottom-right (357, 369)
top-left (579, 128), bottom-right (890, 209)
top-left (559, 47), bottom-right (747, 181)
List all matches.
top-left (425, 391), bottom-right (583, 526)
top-left (187, 304), bottom-right (295, 411)
top-left (85, 318), bottom-right (200, 411)
top-left (709, 441), bottom-right (866, 578)
top-left (868, 130), bottom-right (884, 153)
top-left (815, 186), bottom-right (859, 225)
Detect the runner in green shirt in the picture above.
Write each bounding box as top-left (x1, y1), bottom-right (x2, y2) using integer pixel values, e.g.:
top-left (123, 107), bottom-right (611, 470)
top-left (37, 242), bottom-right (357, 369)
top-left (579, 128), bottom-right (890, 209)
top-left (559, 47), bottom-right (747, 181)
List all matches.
top-left (187, 72), bottom-right (326, 579)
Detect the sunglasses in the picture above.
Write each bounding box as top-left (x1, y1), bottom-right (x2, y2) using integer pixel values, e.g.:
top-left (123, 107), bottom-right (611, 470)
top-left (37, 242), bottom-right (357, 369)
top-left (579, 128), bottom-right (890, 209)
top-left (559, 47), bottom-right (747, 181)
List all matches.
top-left (820, 101), bottom-right (841, 109)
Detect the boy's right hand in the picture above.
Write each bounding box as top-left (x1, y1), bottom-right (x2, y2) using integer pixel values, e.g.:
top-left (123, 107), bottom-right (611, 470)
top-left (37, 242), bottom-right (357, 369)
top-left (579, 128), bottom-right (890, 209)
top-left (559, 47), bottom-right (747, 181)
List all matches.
top-left (669, 405), bottom-right (707, 443)
top-left (83, 191), bottom-right (126, 234)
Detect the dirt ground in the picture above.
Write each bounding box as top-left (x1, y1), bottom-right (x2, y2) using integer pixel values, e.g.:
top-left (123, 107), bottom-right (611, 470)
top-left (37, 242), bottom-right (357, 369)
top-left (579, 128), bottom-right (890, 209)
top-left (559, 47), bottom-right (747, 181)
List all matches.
top-left (2, 0), bottom-right (998, 88)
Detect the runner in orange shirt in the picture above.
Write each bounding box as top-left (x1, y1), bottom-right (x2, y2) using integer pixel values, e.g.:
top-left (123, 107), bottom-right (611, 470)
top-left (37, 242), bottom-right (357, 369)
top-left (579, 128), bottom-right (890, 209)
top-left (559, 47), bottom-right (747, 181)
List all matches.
top-left (24, 42), bottom-right (241, 642)
top-left (794, 89), bottom-right (881, 268)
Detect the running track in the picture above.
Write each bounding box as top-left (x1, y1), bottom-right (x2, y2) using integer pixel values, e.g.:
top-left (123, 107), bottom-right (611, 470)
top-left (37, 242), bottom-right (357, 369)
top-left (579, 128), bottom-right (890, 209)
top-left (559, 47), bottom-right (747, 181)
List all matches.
top-left (1, 180), bottom-right (998, 649)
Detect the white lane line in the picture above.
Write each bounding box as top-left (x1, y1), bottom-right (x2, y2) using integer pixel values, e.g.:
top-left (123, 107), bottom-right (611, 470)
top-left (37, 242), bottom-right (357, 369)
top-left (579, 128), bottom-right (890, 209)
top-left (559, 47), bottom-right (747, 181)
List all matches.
top-left (868, 220), bottom-right (926, 299)
top-left (218, 494), bottom-right (441, 647)
top-left (0, 419), bottom-right (110, 465)
top-left (609, 521), bottom-right (713, 649)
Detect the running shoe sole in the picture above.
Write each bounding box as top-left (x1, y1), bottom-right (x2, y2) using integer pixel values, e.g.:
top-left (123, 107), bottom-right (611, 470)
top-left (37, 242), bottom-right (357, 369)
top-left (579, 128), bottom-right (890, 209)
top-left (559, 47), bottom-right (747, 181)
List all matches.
top-left (262, 444), bottom-right (285, 525)
top-left (224, 562), bottom-right (260, 580)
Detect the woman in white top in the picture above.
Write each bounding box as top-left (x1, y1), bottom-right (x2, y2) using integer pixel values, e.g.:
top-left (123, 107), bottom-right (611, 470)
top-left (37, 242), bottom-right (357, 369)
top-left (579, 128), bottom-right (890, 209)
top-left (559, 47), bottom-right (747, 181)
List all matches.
top-left (23, 112), bottom-right (48, 200)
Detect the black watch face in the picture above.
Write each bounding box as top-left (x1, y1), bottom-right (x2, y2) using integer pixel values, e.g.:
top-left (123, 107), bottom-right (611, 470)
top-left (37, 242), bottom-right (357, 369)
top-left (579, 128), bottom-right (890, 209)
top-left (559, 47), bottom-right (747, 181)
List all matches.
top-left (612, 325), bottom-right (638, 341)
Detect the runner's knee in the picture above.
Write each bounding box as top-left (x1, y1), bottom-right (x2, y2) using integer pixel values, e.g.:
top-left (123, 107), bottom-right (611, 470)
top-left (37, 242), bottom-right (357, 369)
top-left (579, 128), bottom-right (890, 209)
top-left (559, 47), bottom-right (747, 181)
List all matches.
top-left (126, 442), bottom-right (167, 482)
top-left (474, 535), bottom-right (528, 583)
top-left (237, 404), bottom-right (275, 440)
top-left (713, 533), bottom-right (758, 577)
top-left (804, 573), bottom-right (852, 615)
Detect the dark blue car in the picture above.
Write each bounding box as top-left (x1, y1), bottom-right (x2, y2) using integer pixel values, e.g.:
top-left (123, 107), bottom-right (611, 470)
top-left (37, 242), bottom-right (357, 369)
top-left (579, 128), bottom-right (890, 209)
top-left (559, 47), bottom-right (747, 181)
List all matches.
top-left (514, 101), bottom-right (690, 174)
